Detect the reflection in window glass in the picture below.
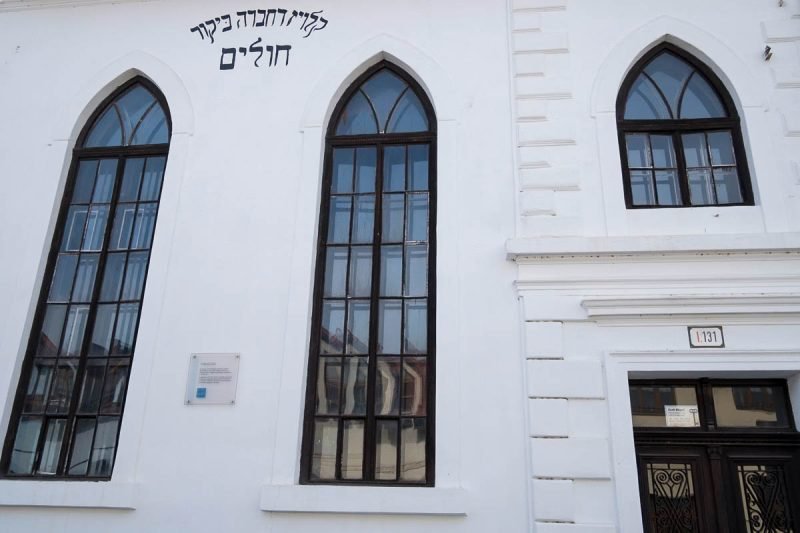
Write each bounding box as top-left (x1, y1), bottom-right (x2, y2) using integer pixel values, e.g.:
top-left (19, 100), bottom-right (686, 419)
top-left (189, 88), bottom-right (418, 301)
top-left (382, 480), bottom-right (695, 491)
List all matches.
top-left (713, 386), bottom-right (789, 428)
top-left (630, 385), bottom-right (699, 428)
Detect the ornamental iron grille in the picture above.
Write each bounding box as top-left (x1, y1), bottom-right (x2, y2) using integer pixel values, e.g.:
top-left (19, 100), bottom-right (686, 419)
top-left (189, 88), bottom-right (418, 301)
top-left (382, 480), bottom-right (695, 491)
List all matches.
top-left (300, 62), bottom-right (436, 485)
top-left (645, 462), bottom-right (702, 532)
top-left (617, 43), bottom-right (753, 208)
top-left (737, 464), bottom-right (795, 533)
top-left (1, 78), bottom-right (170, 479)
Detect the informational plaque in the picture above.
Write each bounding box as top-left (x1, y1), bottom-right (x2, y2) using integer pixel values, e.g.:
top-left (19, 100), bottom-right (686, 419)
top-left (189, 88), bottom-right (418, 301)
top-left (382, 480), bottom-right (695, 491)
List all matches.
top-left (687, 326), bottom-right (724, 348)
top-left (185, 353), bottom-right (240, 405)
top-left (664, 405), bottom-right (700, 427)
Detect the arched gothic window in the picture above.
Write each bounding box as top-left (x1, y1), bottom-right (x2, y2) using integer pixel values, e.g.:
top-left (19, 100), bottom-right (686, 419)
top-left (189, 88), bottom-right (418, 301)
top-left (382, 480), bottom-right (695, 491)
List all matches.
top-left (617, 44), bottom-right (753, 208)
top-left (2, 78), bottom-right (170, 478)
top-left (301, 62), bottom-right (436, 485)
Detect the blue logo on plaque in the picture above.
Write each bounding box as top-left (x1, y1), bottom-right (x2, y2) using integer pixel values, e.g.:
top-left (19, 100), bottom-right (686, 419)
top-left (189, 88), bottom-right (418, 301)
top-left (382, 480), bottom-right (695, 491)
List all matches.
top-left (196, 387), bottom-right (207, 399)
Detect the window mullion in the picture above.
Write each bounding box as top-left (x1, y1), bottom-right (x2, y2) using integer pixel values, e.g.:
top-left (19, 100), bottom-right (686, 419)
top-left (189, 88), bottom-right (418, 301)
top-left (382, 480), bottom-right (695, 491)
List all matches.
top-left (673, 132), bottom-right (691, 206)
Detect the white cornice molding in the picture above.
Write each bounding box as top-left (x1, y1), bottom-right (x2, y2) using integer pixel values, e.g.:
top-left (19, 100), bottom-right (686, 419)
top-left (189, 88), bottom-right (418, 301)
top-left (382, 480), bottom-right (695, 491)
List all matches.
top-left (506, 233), bottom-right (800, 261)
top-left (582, 294), bottom-right (800, 319)
top-left (0, 0), bottom-right (156, 12)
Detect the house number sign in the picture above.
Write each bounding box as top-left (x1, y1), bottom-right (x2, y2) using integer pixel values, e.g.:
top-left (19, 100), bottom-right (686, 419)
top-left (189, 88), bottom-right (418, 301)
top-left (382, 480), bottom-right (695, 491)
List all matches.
top-left (687, 326), bottom-right (725, 348)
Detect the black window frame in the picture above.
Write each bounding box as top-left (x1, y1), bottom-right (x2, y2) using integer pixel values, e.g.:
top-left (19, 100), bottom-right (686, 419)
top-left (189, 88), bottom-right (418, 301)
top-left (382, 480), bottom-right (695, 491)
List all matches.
top-left (1, 76), bottom-right (171, 480)
top-left (617, 43), bottom-right (754, 209)
top-left (299, 61), bottom-right (437, 486)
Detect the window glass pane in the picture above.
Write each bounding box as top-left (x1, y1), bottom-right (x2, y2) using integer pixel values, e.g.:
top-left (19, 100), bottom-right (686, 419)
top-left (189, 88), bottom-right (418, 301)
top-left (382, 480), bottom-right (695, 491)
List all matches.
top-left (404, 300), bottom-right (427, 354)
top-left (78, 359), bottom-right (106, 413)
top-left (38, 305), bottom-right (67, 356)
top-left (383, 146), bottom-right (406, 192)
top-left (49, 254), bottom-right (78, 302)
top-left (109, 204), bottom-right (136, 250)
top-left (131, 104), bottom-right (169, 145)
top-left (643, 51), bottom-right (693, 117)
top-left (341, 420), bottom-right (365, 480)
top-left (320, 301), bottom-right (345, 354)
top-left (400, 418), bottom-right (426, 482)
top-left (375, 357), bottom-right (401, 416)
top-left (92, 159), bottom-right (118, 203)
top-left (316, 358), bottom-right (342, 415)
top-left (378, 300), bottom-right (402, 354)
top-left (23, 360), bottom-right (55, 413)
top-left (713, 168), bottom-right (743, 204)
top-left (310, 418), bottom-right (338, 480)
top-left (323, 247), bottom-right (348, 298)
top-left (8, 416), bottom-right (43, 475)
top-left (682, 133), bottom-right (710, 167)
top-left (46, 361), bottom-right (78, 414)
top-left (327, 197), bottom-right (352, 244)
top-left (68, 418), bottom-right (95, 476)
top-left (335, 91), bottom-right (378, 136)
top-left (72, 161), bottom-right (98, 203)
top-left (36, 418), bottom-right (67, 475)
top-left (99, 253), bottom-right (126, 301)
top-left (655, 171), bottom-right (681, 206)
top-left (708, 131), bottom-right (735, 166)
top-left (713, 386), bottom-right (789, 428)
top-left (402, 358), bottom-right (427, 416)
top-left (380, 246), bottom-right (402, 297)
top-left (404, 245), bottom-right (427, 297)
top-left (346, 301), bottom-right (370, 354)
top-left (375, 420), bottom-right (398, 480)
top-left (650, 135), bottom-right (676, 168)
top-left (71, 254), bottom-right (100, 302)
top-left (130, 203), bottom-right (157, 249)
top-left (111, 303), bottom-right (139, 355)
top-left (348, 247), bottom-right (372, 298)
top-left (342, 357), bottom-right (368, 415)
top-left (332, 148), bottom-right (354, 194)
top-left (407, 145), bottom-right (429, 190)
top-left (115, 85), bottom-right (155, 144)
top-left (89, 304), bottom-right (117, 356)
top-left (100, 359), bottom-right (129, 414)
top-left (630, 170), bottom-right (655, 206)
top-left (386, 90), bottom-right (428, 133)
top-left (88, 416), bottom-right (119, 476)
top-left (625, 134), bottom-right (651, 168)
top-left (61, 206), bottom-right (88, 252)
top-left (624, 75), bottom-right (671, 119)
top-left (630, 385), bottom-right (699, 427)
top-left (140, 157), bottom-right (166, 201)
top-left (61, 305), bottom-right (89, 356)
top-left (688, 169), bottom-right (714, 205)
top-left (121, 251), bottom-right (149, 300)
top-left (680, 74), bottom-right (727, 119)
top-left (352, 195), bottom-right (375, 243)
top-left (406, 194), bottom-right (428, 242)
top-left (362, 70), bottom-right (408, 132)
top-left (84, 107), bottom-right (123, 147)
top-left (118, 158), bottom-right (144, 202)
top-left (382, 193), bottom-right (405, 242)
top-left (355, 147), bottom-right (377, 193)
top-left (81, 205), bottom-right (110, 251)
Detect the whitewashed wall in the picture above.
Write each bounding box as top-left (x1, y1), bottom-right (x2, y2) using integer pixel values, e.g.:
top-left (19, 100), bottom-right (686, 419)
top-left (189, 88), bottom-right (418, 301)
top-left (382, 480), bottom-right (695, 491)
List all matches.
top-left (0, 0), bottom-right (528, 531)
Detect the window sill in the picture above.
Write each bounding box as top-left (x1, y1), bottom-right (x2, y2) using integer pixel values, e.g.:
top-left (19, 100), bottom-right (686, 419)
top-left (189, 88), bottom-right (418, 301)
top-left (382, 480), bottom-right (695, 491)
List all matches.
top-left (0, 480), bottom-right (137, 509)
top-left (260, 484), bottom-right (468, 515)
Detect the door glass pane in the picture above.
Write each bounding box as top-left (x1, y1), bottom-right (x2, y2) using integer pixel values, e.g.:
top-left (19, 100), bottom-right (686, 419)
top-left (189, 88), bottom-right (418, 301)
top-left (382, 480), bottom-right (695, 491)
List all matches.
top-left (375, 420), bottom-right (398, 480)
top-left (400, 418), bottom-right (426, 482)
top-left (310, 418), bottom-right (338, 480)
top-left (341, 420), bottom-right (365, 480)
top-left (375, 356), bottom-right (401, 415)
top-left (630, 385), bottom-right (699, 427)
top-left (735, 464), bottom-right (796, 533)
top-left (713, 386), bottom-right (789, 428)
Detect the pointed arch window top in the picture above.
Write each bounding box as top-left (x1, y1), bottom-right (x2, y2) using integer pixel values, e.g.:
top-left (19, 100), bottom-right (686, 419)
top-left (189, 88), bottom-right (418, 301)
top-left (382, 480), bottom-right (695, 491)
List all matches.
top-left (334, 68), bottom-right (430, 136)
top-left (83, 83), bottom-right (170, 148)
top-left (623, 50), bottom-right (728, 120)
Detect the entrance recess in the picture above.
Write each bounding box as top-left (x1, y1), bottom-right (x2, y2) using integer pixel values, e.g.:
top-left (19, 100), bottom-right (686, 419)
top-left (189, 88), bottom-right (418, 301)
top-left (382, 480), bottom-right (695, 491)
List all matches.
top-left (629, 380), bottom-right (800, 533)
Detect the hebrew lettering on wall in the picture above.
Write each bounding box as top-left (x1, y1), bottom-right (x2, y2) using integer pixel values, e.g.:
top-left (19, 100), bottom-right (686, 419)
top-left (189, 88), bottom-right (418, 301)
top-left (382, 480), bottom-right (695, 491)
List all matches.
top-left (189, 7), bottom-right (328, 71)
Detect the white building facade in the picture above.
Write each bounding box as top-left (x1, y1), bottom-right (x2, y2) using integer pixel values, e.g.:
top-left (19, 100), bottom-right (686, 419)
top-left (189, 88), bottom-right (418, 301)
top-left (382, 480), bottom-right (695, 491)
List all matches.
top-left (0, 1), bottom-right (798, 531)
